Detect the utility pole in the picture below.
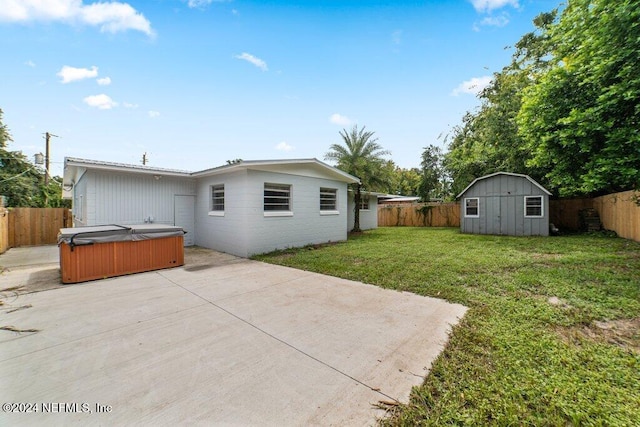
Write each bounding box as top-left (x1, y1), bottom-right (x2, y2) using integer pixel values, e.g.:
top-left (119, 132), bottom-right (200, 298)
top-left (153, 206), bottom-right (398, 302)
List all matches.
top-left (142, 152), bottom-right (148, 165)
top-left (44, 132), bottom-right (59, 186)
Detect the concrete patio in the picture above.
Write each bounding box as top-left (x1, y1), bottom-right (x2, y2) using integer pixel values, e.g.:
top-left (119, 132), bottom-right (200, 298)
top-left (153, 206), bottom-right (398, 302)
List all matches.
top-left (0, 246), bottom-right (466, 425)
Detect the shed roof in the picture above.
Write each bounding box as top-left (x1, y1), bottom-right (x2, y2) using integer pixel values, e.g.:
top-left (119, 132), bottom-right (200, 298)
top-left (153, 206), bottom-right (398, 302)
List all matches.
top-left (456, 172), bottom-right (552, 199)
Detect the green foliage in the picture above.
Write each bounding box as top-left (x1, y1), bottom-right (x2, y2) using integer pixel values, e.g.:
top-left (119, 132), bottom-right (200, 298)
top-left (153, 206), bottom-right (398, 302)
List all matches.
top-left (418, 144), bottom-right (450, 201)
top-left (446, 0), bottom-right (640, 197)
top-left (378, 161), bottom-right (421, 197)
top-left (0, 108), bottom-right (69, 207)
top-left (444, 12), bottom-right (556, 196)
top-left (325, 125), bottom-right (390, 232)
top-left (256, 228), bottom-right (640, 426)
top-left (519, 0), bottom-right (640, 196)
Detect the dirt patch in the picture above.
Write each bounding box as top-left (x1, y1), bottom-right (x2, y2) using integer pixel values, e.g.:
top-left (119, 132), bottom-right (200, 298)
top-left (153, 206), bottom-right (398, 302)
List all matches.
top-left (556, 318), bottom-right (640, 353)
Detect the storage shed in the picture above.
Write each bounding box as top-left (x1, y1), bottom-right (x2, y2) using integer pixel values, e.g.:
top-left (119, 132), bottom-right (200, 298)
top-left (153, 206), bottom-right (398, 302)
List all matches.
top-left (457, 172), bottom-right (551, 236)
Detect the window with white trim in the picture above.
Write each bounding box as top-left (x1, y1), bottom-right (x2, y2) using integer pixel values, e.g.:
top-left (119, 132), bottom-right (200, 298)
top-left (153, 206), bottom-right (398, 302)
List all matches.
top-left (524, 196), bottom-right (543, 217)
top-left (464, 198), bottom-right (479, 217)
top-left (320, 188), bottom-right (337, 211)
top-left (359, 196), bottom-right (370, 210)
top-left (211, 184), bottom-right (224, 211)
top-left (264, 183), bottom-right (291, 211)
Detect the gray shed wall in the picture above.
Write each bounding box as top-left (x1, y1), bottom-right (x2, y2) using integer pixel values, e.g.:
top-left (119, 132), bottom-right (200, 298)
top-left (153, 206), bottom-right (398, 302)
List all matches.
top-left (460, 174), bottom-right (549, 236)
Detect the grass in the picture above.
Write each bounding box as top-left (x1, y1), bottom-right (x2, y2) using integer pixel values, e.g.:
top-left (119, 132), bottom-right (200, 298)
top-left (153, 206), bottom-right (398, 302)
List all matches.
top-left (254, 227), bottom-right (640, 426)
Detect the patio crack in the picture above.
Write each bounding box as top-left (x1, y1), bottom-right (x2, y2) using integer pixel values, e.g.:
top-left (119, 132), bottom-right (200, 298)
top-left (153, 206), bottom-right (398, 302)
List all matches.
top-left (158, 271), bottom-right (401, 405)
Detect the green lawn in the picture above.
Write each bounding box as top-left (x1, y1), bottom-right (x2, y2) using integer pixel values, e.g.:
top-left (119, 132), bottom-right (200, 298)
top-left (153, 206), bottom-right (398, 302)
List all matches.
top-left (254, 227), bottom-right (640, 426)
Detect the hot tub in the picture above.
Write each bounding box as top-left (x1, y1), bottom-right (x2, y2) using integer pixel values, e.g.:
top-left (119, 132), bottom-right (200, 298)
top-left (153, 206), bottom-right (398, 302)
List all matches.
top-left (58, 224), bottom-right (185, 284)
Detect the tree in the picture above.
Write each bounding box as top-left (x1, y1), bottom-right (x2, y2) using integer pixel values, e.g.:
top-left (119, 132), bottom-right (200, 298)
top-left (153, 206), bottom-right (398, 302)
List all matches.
top-left (419, 145), bottom-right (446, 201)
top-left (325, 125), bottom-right (390, 232)
top-left (0, 108), bottom-right (69, 207)
top-left (518, 0), bottom-right (640, 196)
top-left (378, 161), bottom-right (421, 196)
top-left (443, 11), bottom-right (557, 195)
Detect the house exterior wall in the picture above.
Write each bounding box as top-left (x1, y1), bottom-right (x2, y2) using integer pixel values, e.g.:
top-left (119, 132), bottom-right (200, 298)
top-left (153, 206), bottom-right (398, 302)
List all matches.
top-left (72, 171), bottom-right (88, 227)
top-left (460, 174), bottom-right (549, 236)
top-left (77, 170), bottom-right (196, 227)
top-left (194, 169), bottom-right (349, 257)
top-left (194, 169), bottom-right (250, 257)
top-left (347, 194), bottom-right (378, 231)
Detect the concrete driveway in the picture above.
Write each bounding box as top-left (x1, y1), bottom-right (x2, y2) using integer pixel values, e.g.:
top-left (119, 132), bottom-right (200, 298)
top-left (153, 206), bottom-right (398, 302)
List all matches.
top-left (0, 246), bottom-right (466, 426)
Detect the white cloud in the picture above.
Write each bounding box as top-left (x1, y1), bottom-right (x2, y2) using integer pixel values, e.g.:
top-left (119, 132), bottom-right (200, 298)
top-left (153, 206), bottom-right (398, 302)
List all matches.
top-left (234, 52), bottom-right (268, 71)
top-left (25, 60), bottom-right (36, 67)
top-left (97, 76), bottom-right (111, 86)
top-left (0, 0), bottom-right (154, 36)
top-left (83, 94), bottom-right (117, 109)
top-left (148, 110), bottom-right (160, 118)
top-left (329, 113), bottom-right (352, 126)
top-left (57, 65), bottom-right (98, 83)
top-left (123, 102), bottom-right (138, 108)
top-left (275, 141), bottom-right (294, 152)
top-left (474, 12), bottom-right (510, 31)
top-left (451, 76), bottom-right (492, 96)
top-left (480, 14), bottom-right (509, 27)
top-left (470, 0), bottom-right (518, 13)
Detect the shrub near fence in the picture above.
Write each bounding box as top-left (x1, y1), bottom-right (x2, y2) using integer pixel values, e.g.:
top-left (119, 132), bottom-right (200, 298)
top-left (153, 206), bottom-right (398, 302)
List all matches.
top-left (378, 203), bottom-right (460, 227)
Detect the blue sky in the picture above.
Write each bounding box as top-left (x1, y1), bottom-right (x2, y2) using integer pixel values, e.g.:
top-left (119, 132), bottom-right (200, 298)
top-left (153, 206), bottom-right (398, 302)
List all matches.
top-left (0, 0), bottom-right (559, 177)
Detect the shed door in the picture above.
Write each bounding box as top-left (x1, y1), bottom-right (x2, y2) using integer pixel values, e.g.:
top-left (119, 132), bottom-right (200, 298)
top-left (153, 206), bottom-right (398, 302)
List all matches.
top-left (491, 196), bottom-right (502, 235)
top-left (174, 195), bottom-right (195, 246)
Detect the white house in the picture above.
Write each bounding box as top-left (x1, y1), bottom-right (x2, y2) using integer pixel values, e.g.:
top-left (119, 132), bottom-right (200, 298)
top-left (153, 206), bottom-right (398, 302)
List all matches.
top-left (62, 157), bottom-right (374, 257)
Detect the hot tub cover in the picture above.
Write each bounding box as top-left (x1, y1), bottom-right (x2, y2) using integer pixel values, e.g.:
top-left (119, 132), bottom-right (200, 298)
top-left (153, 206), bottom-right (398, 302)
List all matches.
top-left (58, 224), bottom-right (185, 246)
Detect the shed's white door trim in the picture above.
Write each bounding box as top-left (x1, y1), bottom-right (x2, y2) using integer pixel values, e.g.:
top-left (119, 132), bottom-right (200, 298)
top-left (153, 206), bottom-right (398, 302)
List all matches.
top-left (174, 195), bottom-right (195, 246)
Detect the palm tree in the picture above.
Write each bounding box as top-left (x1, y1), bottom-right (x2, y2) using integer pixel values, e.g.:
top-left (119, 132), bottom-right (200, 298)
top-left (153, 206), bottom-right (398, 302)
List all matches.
top-left (325, 125), bottom-right (390, 232)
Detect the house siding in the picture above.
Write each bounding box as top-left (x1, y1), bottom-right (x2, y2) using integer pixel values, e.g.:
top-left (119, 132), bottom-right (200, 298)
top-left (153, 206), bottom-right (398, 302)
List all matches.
top-left (460, 174), bottom-right (549, 236)
top-left (195, 169), bottom-right (349, 257)
top-left (82, 170), bottom-right (196, 227)
top-left (347, 194), bottom-right (378, 231)
top-left (72, 172), bottom-right (88, 227)
top-left (194, 169), bottom-right (250, 257)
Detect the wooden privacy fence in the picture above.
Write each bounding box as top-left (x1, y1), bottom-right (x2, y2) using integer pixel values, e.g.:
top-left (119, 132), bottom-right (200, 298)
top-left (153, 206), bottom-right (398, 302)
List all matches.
top-left (0, 208), bottom-right (8, 254)
top-left (6, 208), bottom-right (72, 248)
top-left (593, 190), bottom-right (640, 242)
top-left (378, 203), bottom-right (460, 227)
top-left (378, 190), bottom-right (639, 243)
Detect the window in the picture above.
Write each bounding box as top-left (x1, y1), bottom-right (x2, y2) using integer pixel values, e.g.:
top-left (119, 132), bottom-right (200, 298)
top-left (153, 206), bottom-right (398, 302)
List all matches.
top-left (320, 188), bottom-right (337, 211)
top-left (209, 184), bottom-right (224, 216)
top-left (525, 196), bottom-right (543, 217)
top-left (211, 185), bottom-right (224, 211)
top-left (359, 196), bottom-right (370, 210)
top-left (464, 198), bottom-right (479, 217)
top-left (264, 183), bottom-right (291, 212)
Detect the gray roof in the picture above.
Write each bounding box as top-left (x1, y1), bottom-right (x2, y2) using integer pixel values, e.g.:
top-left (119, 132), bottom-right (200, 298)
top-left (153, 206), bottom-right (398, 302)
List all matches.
top-left (456, 172), bottom-right (552, 199)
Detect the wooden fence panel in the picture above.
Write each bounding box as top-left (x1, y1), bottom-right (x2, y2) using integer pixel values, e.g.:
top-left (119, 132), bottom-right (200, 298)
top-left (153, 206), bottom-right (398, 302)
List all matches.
top-left (8, 208), bottom-right (72, 247)
top-left (0, 209), bottom-right (8, 254)
top-left (593, 190), bottom-right (640, 242)
top-left (378, 203), bottom-right (460, 227)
